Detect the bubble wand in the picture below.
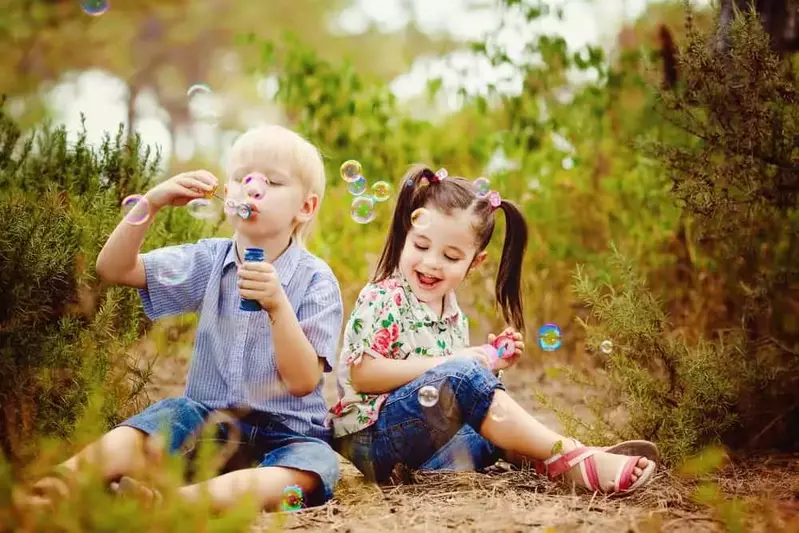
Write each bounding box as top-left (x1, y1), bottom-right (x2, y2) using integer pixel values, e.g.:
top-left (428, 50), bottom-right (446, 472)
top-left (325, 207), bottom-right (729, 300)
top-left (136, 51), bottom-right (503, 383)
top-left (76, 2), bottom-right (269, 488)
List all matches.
top-left (482, 332), bottom-right (517, 370)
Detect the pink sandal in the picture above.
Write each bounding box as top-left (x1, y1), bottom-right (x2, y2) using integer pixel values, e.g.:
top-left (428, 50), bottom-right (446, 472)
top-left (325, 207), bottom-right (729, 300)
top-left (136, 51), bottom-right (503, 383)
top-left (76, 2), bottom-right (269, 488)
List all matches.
top-left (535, 442), bottom-right (657, 494)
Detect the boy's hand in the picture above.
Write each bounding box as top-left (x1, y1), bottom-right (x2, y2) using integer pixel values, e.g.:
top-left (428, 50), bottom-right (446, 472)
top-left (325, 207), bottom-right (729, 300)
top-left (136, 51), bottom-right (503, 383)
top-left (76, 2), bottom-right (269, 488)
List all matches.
top-left (487, 327), bottom-right (525, 371)
top-left (144, 170), bottom-right (218, 210)
top-left (237, 262), bottom-right (288, 314)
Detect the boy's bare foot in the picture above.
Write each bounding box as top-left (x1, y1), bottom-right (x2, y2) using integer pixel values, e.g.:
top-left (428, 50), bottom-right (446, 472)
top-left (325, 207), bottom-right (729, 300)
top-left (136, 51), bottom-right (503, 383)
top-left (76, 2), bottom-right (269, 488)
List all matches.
top-left (114, 476), bottom-right (163, 508)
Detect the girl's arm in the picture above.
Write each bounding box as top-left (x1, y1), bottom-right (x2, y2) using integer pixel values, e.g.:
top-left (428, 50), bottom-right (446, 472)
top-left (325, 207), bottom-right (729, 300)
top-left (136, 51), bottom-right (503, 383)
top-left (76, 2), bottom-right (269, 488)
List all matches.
top-left (350, 347), bottom-right (490, 394)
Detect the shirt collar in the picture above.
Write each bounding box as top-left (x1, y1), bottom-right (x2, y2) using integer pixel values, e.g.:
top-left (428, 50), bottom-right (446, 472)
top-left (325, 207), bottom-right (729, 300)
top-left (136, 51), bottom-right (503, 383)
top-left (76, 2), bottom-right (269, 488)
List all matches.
top-left (223, 238), bottom-right (300, 287)
top-left (395, 271), bottom-right (462, 325)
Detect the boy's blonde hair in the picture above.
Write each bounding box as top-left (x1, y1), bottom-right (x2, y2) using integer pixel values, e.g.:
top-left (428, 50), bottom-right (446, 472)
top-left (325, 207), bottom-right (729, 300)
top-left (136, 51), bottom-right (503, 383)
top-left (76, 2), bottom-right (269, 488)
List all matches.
top-left (226, 125), bottom-right (326, 246)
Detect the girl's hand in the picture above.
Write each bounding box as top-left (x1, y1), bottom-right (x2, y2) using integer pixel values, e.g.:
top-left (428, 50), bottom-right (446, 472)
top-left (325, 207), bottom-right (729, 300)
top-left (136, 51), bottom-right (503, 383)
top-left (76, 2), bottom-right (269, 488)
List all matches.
top-left (487, 327), bottom-right (525, 370)
top-left (144, 170), bottom-right (218, 210)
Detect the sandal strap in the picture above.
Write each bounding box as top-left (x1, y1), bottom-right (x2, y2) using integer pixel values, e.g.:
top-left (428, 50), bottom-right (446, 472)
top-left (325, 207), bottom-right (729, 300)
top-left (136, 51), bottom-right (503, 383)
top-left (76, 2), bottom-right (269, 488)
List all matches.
top-left (535, 446), bottom-right (598, 479)
top-left (614, 455), bottom-right (642, 492)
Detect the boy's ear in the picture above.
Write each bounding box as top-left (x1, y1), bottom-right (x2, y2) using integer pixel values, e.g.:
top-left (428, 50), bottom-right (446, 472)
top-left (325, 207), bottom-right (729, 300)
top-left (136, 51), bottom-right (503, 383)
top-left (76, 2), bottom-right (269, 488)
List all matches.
top-left (296, 193), bottom-right (319, 223)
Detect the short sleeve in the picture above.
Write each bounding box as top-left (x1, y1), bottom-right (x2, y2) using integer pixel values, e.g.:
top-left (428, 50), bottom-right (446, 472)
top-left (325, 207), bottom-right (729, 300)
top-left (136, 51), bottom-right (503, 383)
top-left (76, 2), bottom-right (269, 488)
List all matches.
top-left (341, 284), bottom-right (405, 367)
top-left (138, 242), bottom-right (216, 319)
top-left (297, 272), bottom-right (344, 373)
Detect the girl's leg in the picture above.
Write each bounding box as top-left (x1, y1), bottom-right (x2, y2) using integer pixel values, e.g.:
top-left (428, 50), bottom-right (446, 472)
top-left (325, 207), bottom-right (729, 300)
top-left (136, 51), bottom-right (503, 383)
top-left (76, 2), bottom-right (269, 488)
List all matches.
top-left (419, 426), bottom-right (501, 473)
top-left (372, 358), bottom-right (651, 491)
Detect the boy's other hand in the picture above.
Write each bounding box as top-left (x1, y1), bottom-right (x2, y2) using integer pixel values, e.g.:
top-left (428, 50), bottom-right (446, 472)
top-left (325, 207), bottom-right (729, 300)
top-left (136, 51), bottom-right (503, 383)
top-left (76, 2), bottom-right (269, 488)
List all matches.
top-left (237, 261), bottom-right (287, 314)
top-left (144, 170), bottom-right (218, 210)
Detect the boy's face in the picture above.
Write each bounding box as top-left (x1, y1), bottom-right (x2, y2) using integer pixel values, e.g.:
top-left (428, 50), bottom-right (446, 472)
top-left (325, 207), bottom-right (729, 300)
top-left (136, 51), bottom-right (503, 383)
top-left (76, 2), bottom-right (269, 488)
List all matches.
top-left (225, 159), bottom-right (316, 241)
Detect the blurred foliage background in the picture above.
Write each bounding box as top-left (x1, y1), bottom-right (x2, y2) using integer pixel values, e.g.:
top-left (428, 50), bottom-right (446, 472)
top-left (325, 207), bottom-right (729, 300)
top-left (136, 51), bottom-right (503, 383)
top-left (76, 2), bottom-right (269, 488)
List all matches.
top-left (1, 0), bottom-right (799, 518)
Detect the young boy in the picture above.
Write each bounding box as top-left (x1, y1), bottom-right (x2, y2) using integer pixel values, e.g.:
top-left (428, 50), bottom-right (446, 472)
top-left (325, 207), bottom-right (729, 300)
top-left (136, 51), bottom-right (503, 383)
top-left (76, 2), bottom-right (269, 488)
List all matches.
top-left (23, 125), bottom-right (344, 512)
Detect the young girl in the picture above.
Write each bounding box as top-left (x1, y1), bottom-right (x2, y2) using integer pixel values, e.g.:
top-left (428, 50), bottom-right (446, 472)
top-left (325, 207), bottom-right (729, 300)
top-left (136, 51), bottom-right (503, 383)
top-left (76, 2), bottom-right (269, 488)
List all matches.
top-left (330, 164), bottom-right (658, 494)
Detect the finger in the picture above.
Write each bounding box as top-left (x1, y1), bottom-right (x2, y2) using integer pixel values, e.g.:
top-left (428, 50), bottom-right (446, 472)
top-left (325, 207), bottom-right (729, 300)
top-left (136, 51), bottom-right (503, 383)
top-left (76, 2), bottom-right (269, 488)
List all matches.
top-left (240, 262), bottom-right (275, 273)
top-left (237, 267), bottom-right (272, 280)
top-left (190, 170), bottom-right (219, 187)
top-left (512, 332), bottom-right (523, 341)
top-left (178, 176), bottom-right (214, 193)
top-left (237, 279), bottom-right (269, 291)
top-left (487, 334), bottom-right (496, 343)
top-left (515, 341), bottom-right (526, 352)
top-left (239, 288), bottom-right (269, 300)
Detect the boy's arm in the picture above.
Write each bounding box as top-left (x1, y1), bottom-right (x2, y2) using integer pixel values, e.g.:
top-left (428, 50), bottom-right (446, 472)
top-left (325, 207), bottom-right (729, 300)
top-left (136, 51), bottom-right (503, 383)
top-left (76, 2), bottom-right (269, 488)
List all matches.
top-left (271, 273), bottom-right (343, 397)
top-left (95, 210), bottom-right (153, 288)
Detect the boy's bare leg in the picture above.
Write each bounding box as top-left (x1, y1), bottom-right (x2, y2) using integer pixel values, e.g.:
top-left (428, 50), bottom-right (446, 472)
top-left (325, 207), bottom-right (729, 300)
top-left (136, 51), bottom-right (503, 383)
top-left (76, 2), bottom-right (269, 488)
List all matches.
top-left (19, 426), bottom-right (152, 506)
top-left (177, 466), bottom-right (320, 513)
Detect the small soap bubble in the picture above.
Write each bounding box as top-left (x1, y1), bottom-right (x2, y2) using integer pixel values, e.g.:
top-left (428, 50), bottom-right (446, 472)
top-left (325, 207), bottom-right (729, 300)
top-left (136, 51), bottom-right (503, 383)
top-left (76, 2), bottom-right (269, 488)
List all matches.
top-left (236, 203), bottom-right (253, 219)
top-left (81, 0), bottom-right (109, 16)
top-left (340, 160), bottom-right (362, 183)
top-left (121, 194), bottom-right (150, 225)
top-left (186, 198), bottom-right (217, 220)
top-left (418, 385), bottom-right (440, 407)
top-left (537, 323), bottom-right (562, 352)
top-left (410, 208), bottom-right (431, 230)
top-left (186, 83), bottom-right (212, 98)
top-left (244, 174), bottom-right (269, 200)
top-left (223, 199), bottom-right (238, 215)
top-left (474, 177), bottom-right (491, 198)
top-left (489, 401), bottom-right (508, 422)
top-left (600, 339), bottom-right (614, 354)
top-left (371, 181), bottom-right (392, 202)
top-left (562, 156), bottom-right (575, 170)
top-left (348, 175), bottom-right (367, 196)
top-left (280, 485), bottom-right (304, 511)
top-left (405, 177), bottom-right (415, 188)
top-left (156, 248), bottom-right (190, 286)
top-left (350, 196), bottom-right (376, 224)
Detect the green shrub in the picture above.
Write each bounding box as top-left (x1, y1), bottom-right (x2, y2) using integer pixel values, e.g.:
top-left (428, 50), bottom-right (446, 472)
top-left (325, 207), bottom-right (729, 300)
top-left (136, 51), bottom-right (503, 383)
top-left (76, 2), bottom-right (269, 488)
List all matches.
top-left (545, 9), bottom-right (799, 462)
top-left (0, 108), bottom-right (208, 465)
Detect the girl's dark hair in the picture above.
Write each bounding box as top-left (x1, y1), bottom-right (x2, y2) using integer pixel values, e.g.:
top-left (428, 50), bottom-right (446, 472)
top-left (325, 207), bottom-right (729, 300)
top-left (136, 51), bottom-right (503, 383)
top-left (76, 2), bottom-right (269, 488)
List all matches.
top-left (373, 164), bottom-right (529, 331)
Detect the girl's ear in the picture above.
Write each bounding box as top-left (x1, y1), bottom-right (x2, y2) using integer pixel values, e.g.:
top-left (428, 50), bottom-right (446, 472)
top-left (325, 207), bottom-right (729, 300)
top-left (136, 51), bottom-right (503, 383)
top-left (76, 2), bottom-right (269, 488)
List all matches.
top-left (471, 250), bottom-right (487, 269)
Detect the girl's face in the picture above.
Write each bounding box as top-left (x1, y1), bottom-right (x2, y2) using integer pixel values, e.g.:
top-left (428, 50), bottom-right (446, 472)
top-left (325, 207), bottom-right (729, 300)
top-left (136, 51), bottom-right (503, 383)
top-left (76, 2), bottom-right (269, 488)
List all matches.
top-left (399, 206), bottom-right (486, 311)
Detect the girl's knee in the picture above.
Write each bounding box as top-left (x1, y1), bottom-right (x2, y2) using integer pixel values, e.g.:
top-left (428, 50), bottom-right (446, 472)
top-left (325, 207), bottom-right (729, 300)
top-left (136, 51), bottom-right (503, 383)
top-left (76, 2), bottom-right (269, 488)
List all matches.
top-left (435, 357), bottom-right (486, 379)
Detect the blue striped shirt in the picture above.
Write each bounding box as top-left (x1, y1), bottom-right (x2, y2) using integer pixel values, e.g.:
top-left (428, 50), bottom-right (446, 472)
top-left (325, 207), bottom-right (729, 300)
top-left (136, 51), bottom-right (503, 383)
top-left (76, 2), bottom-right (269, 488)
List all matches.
top-left (138, 238), bottom-right (343, 440)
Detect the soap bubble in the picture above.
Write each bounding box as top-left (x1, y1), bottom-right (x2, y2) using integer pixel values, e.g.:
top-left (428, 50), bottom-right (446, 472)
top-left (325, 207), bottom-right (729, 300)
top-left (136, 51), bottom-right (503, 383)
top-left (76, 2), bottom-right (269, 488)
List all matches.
top-left (340, 160), bottom-right (362, 183)
top-left (81, 0), bottom-right (109, 16)
top-left (405, 177), bottom-right (415, 188)
top-left (121, 195), bottom-right (150, 225)
top-left (244, 173), bottom-right (269, 200)
top-left (371, 181), bottom-right (392, 202)
top-left (223, 199), bottom-right (238, 215)
top-left (156, 248), bottom-right (190, 286)
top-left (348, 175), bottom-right (367, 196)
top-left (186, 198), bottom-right (217, 220)
top-left (418, 385), bottom-right (440, 407)
top-left (351, 196), bottom-right (376, 224)
top-left (410, 208), bottom-right (431, 230)
top-left (236, 204), bottom-right (253, 219)
top-left (280, 485), bottom-right (304, 511)
top-left (473, 177), bottom-right (491, 198)
top-left (186, 84), bottom-right (212, 98)
top-left (600, 339), bottom-right (614, 354)
top-left (537, 323), bottom-right (562, 352)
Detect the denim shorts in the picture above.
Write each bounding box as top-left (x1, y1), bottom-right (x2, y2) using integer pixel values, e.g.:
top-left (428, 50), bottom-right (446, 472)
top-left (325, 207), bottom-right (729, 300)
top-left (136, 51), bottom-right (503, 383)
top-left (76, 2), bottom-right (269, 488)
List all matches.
top-left (119, 397), bottom-right (340, 506)
top-left (335, 358), bottom-right (504, 482)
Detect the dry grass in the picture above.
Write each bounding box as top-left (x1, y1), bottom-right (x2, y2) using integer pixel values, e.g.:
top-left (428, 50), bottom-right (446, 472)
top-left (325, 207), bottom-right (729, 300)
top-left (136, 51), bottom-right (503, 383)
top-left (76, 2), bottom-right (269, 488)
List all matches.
top-left (141, 337), bottom-right (799, 532)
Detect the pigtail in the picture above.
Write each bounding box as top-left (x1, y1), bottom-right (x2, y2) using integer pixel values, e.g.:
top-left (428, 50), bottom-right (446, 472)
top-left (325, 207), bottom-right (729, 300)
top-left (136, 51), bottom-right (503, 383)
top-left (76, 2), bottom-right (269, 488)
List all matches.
top-left (495, 200), bottom-right (528, 332)
top-left (373, 164), bottom-right (435, 282)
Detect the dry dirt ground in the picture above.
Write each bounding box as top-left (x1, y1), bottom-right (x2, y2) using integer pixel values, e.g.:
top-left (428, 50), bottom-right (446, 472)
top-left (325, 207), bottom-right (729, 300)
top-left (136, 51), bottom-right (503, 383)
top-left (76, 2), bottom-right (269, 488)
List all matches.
top-left (141, 342), bottom-right (799, 533)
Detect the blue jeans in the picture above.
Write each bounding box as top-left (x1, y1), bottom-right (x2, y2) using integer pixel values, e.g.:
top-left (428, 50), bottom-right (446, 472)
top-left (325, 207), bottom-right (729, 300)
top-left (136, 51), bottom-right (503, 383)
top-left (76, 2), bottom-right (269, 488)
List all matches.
top-left (119, 397), bottom-right (339, 506)
top-left (335, 358), bottom-right (504, 482)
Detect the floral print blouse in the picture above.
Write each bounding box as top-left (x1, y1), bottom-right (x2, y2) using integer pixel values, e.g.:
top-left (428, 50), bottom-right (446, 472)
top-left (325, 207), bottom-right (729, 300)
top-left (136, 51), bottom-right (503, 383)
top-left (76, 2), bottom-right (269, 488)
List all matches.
top-left (329, 273), bottom-right (470, 438)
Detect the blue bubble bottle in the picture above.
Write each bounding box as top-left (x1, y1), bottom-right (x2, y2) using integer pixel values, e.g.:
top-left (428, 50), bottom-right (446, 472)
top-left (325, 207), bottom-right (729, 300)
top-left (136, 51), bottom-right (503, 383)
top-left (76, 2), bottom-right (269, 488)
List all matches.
top-left (240, 247), bottom-right (265, 311)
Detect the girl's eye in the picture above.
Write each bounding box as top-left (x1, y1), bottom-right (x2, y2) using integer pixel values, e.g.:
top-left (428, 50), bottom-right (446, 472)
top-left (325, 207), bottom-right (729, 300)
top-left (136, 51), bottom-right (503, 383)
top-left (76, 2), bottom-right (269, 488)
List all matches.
top-left (414, 244), bottom-right (428, 251)
top-left (445, 256), bottom-right (459, 262)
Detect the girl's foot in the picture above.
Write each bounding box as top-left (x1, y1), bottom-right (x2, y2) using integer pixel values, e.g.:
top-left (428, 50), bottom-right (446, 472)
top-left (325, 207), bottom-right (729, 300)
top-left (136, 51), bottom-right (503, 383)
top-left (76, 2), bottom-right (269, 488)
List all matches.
top-left (538, 439), bottom-right (657, 494)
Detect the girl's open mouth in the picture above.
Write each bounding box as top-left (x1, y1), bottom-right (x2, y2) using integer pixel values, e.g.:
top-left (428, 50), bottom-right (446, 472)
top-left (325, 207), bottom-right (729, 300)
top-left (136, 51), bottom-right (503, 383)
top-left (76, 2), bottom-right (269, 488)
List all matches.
top-left (416, 271), bottom-right (441, 290)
